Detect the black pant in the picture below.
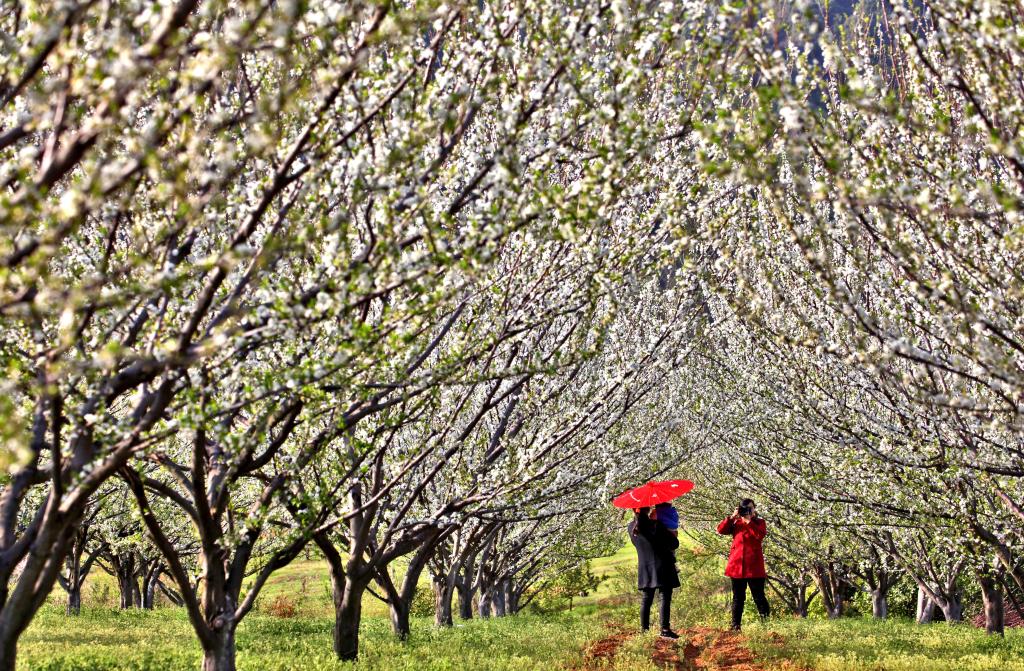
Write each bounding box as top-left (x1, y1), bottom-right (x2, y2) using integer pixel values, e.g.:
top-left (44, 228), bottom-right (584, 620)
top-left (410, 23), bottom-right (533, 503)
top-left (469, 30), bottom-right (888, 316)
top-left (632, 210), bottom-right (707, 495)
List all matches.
top-left (640, 587), bottom-right (672, 631)
top-left (731, 578), bottom-right (770, 629)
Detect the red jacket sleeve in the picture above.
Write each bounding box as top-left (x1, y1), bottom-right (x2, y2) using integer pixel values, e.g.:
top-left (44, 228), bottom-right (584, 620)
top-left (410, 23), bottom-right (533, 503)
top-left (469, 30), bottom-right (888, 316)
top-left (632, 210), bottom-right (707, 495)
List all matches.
top-left (716, 517), bottom-right (734, 535)
top-left (748, 517), bottom-right (767, 540)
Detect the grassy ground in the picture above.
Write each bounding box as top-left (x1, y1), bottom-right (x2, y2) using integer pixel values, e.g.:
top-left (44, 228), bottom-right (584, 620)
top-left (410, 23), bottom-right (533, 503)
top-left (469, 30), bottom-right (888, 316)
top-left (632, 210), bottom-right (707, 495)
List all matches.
top-left (746, 617), bottom-right (1024, 671)
top-left (576, 542), bottom-right (638, 608)
top-left (24, 604), bottom-right (612, 671)
top-left (29, 536), bottom-right (1024, 670)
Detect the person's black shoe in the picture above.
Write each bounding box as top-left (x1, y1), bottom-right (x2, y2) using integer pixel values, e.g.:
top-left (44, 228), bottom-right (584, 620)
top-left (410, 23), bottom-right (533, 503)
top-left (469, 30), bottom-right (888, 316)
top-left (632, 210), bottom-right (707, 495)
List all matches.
top-left (659, 629), bottom-right (679, 639)
top-left (729, 625), bottom-right (741, 632)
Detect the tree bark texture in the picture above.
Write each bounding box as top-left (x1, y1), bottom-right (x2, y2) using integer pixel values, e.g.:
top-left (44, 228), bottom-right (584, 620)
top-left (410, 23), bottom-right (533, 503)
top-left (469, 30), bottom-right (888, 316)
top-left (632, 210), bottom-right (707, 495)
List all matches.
top-left (916, 586), bottom-right (935, 624)
top-left (201, 626), bottom-right (237, 671)
top-left (870, 589), bottom-right (888, 620)
top-left (456, 580), bottom-right (473, 620)
top-left (433, 575), bottom-right (455, 627)
top-left (978, 573), bottom-right (1005, 636)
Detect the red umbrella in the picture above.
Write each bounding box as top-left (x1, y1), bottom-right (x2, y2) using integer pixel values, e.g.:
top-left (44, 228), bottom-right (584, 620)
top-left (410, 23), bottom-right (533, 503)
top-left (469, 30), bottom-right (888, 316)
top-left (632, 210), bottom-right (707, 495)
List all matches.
top-left (612, 479), bottom-right (694, 509)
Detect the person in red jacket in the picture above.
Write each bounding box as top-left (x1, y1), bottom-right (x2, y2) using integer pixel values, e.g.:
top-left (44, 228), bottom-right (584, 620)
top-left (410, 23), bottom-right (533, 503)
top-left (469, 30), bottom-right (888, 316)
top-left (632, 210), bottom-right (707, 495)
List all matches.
top-left (717, 498), bottom-right (770, 630)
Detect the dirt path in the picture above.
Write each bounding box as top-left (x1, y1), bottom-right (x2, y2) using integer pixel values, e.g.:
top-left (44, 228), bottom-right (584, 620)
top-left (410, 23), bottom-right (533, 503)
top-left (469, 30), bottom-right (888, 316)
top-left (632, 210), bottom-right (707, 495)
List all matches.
top-left (570, 621), bottom-right (638, 670)
top-left (651, 627), bottom-right (796, 671)
top-left (573, 622), bottom-right (796, 671)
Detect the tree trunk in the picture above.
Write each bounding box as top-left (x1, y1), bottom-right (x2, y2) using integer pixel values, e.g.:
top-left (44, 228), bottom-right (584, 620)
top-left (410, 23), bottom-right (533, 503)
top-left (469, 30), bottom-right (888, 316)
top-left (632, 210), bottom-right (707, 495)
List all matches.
top-left (315, 530), bottom-right (373, 661)
top-left (812, 564), bottom-right (844, 619)
top-left (772, 578), bottom-right (813, 618)
top-left (456, 582), bottom-right (473, 620)
top-left (66, 584), bottom-right (82, 616)
top-left (492, 582), bottom-right (506, 617)
top-left (141, 564), bottom-right (157, 610)
top-left (797, 583), bottom-right (812, 617)
top-left (434, 576), bottom-right (455, 627)
top-left (507, 582), bottom-right (521, 615)
top-left (978, 574), bottom-right (1004, 636)
top-left (323, 545), bottom-right (368, 660)
top-left (820, 588), bottom-right (843, 618)
top-left (143, 577), bottom-right (157, 610)
top-left (116, 554), bottom-right (138, 610)
top-left (0, 522), bottom-right (76, 671)
top-left (132, 573), bottom-right (142, 608)
top-left (377, 531), bottom-right (446, 642)
top-left (939, 596), bottom-right (963, 623)
top-left (478, 588), bottom-right (492, 618)
top-left (61, 533), bottom-right (87, 616)
top-left (870, 589), bottom-right (888, 619)
top-left (142, 563), bottom-right (162, 610)
top-left (0, 630), bottom-right (17, 671)
top-left (916, 586), bottom-right (935, 624)
top-left (389, 597), bottom-right (411, 641)
top-left (156, 579), bottom-right (185, 607)
top-left (333, 577), bottom-right (366, 661)
top-left (201, 626), bottom-right (237, 671)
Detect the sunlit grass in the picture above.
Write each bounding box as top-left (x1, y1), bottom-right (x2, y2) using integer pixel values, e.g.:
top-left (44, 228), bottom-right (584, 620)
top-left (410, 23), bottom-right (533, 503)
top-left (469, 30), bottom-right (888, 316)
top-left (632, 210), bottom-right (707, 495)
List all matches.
top-left (23, 604), bottom-right (615, 671)
top-left (746, 616), bottom-right (1024, 671)
top-left (32, 539), bottom-right (1024, 671)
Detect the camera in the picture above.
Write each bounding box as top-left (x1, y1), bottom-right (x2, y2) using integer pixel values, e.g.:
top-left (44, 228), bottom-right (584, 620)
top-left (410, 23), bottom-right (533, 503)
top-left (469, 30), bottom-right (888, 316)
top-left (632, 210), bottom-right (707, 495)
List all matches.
top-left (737, 502), bottom-right (753, 517)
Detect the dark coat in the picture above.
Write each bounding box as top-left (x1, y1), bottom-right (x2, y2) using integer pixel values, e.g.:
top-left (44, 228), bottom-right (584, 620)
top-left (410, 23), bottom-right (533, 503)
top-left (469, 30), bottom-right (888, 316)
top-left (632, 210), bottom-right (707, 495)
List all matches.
top-left (717, 516), bottom-right (767, 579)
top-left (628, 516), bottom-right (680, 590)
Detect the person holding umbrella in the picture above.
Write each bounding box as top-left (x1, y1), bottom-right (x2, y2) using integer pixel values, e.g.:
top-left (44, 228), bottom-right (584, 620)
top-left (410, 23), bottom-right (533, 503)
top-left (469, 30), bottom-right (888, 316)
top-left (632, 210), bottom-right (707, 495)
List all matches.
top-left (717, 498), bottom-right (770, 630)
top-left (614, 480), bottom-right (693, 638)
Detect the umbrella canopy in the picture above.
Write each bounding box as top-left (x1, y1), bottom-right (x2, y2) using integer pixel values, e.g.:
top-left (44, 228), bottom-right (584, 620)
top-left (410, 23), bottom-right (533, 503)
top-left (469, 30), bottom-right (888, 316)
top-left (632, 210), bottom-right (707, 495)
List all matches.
top-left (612, 479), bottom-right (694, 509)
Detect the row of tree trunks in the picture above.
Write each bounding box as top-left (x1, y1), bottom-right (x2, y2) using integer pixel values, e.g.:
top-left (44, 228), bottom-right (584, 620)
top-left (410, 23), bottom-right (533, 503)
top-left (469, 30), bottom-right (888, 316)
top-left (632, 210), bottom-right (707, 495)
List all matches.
top-left (430, 574), bottom-right (476, 627)
top-left (114, 554), bottom-right (142, 609)
top-left (102, 552), bottom-right (165, 610)
top-left (811, 561), bottom-right (850, 619)
top-left (57, 527), bottom-right (100, 616)
top-left (766, 572), bottom-right (816, 618)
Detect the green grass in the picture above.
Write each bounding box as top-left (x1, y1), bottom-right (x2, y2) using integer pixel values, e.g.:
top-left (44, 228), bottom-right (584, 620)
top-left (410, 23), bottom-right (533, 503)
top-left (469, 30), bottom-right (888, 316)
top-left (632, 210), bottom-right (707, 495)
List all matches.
top-left (746, 617), bottom-right (1024, 671)
top-left (577, 541), bottom-right (638, 608)
top-left (23, 604), bottom-right (614, 671)
top-left (31, 538), bottom-right (1024, 671)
